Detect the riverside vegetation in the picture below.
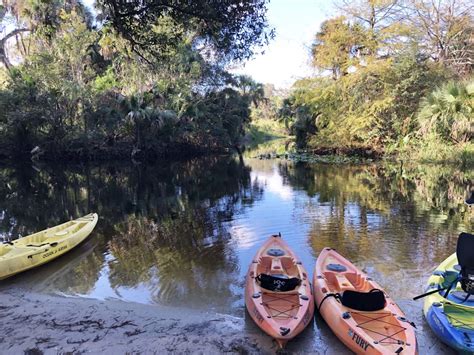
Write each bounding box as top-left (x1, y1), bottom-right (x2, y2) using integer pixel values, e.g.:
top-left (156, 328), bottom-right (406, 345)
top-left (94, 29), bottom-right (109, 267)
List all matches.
top-left (0, 1), bottom-right (272, 161)
top-left (275, 0), bottom-right (474, 165)
top-left (0, 0), bottom-right (472, 164)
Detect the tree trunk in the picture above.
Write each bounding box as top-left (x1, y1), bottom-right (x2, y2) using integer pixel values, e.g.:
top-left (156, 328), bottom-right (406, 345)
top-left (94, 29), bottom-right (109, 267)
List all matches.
top-left (0, 28), bottom-right (30, 70)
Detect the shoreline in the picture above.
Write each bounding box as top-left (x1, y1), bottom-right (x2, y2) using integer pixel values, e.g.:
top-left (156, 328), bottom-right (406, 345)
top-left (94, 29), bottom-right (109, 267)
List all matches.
top-left (0, 285), bottom-right (454, 354)
top-left (0, 288), bottom-right (274, 354)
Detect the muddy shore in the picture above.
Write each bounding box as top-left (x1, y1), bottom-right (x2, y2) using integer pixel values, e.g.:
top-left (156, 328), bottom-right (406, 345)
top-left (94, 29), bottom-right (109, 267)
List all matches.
top-left (0, 285), bottom-right (454, 354)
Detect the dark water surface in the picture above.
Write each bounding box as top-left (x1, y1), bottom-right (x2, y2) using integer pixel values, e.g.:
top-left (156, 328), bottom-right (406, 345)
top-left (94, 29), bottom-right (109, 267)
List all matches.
top-left (0, 156), bottom-right (472, 317)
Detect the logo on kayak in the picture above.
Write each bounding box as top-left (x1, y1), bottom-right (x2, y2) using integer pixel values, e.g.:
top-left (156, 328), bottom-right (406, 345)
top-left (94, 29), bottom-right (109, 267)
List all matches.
top-left (348, 329), bottom-right (371, 351)
top-left (430, 310), bottom-right (445, 335)
top-left (273, 279), bottom-right (286, 290)
top-left (42, 245), bottom-right (67, 259)
top-left (252, 306), bottom-right (264, 323)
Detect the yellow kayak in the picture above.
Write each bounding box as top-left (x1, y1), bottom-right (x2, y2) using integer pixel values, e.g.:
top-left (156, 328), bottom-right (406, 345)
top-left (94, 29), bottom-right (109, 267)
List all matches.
top-left (0, 213), bottom-right (98, 280)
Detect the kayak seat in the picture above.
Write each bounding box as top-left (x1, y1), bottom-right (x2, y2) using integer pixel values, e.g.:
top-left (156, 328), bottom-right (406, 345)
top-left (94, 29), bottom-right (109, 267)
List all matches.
top-left (340, 289), bottom-right (386, 311)
top-left (457, 233), bottom-right (474, 297)
top-left (256, 273), bottom-right (301, 292)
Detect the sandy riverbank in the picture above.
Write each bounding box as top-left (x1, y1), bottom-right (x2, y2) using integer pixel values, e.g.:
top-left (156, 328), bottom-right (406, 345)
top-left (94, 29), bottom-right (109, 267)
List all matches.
top-left (0, 286), bottom-right (454, 354)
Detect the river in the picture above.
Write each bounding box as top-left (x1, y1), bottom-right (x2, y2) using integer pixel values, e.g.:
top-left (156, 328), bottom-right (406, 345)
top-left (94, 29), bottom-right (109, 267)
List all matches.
top-left (0, 155), bottom-right (472, 352)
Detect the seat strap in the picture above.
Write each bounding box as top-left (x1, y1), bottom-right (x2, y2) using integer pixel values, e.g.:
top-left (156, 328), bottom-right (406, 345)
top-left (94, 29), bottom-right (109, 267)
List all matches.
top-left (318, 293), bottom-right (341, 311)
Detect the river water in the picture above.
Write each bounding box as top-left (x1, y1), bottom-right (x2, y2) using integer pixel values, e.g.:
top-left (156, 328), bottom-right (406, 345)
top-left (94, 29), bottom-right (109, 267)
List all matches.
top-left (0, 155), bottom-right (472, 351)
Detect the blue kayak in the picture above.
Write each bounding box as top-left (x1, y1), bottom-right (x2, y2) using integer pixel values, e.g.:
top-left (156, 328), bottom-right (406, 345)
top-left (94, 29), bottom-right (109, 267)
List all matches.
top-left (426, 301), bottom-right (474, 352)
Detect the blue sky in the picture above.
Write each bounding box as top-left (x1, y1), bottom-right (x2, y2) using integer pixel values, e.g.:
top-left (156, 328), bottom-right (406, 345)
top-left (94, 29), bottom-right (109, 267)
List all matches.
top-left (232, 0), bottom-right (334, 88)
top-left (83, 0), bottom-right (333, 88)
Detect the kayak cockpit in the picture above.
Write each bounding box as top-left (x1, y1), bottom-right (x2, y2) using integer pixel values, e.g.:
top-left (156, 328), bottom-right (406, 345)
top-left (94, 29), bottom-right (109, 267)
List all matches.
top-left (257, 255), bottom-right (300, 278)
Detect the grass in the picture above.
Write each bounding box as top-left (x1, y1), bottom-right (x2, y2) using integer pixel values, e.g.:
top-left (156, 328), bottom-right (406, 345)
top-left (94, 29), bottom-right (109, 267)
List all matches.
top-left (244, 117), bottom-right (288, 146)
top-left (398, 138), bottom-right (474, 167)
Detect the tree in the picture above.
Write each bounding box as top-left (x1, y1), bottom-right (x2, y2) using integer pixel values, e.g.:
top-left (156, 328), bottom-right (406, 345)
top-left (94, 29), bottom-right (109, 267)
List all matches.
top-left (311, 17), bottom-right (366, 79)
top-left (235, 75), bottom-right (265, 107)
top-left (0, 0), bottom-right (93, 70)
top-left (404, 0), bottom-right (474, 75)
top-left (0, 2), bottom-right (268, 160)
top-left (336, 0), bottom-right (404, 55)
top-left (95, 0), bottom-right (273, 64)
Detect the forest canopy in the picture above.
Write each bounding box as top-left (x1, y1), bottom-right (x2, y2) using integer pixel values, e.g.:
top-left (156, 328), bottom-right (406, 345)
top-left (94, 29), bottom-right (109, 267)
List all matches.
top-left (0, 0), bottom-right (272, 161)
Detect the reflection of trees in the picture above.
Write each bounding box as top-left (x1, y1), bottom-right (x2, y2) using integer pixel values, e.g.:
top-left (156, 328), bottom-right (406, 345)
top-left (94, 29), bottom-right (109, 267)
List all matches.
top-left (392, 163), bottom-right (473, 229)
top-left (276, 161), bottom-right (473, 298)
top-left (279, 161), bottom-right (473, 231)
top-left (0, 156), bottom-right (263, 306)
top-left (104, 157), bottom-right (264, 309)
top-left (108, 214), bottom-right (239, 309)
top-left (0, 156), bottom-right (262, 237)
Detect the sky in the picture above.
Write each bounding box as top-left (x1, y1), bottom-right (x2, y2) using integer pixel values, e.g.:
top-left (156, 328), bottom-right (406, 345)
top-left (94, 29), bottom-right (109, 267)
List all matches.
top-left (231, 0), bottom-right (334, 88)
top-left (82, 0), bottom-right (333, 88)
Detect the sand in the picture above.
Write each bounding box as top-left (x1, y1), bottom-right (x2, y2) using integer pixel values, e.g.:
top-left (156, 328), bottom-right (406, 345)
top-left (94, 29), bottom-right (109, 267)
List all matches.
top-left (0, 285), bottom-right (455, 354)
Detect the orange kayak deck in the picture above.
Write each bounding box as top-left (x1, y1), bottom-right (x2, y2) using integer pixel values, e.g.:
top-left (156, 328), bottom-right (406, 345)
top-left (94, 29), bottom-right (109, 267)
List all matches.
top-left (245, 235), bottom-right (315, 348)
top-left (313, 248), bottom-right (417, 354)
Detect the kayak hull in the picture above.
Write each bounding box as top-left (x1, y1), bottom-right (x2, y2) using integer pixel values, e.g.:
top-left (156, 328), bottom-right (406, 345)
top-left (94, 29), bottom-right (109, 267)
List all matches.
top-left (0, 213), bottom-right (98, 280)
top-left (245, 235), bottom-right (314, 348)
top-left (423, 253), bottom-right (474, 352)
top-left (313, 248), bottom-right (417, 354)
top-left (426, 303), bottom-right (474, 352)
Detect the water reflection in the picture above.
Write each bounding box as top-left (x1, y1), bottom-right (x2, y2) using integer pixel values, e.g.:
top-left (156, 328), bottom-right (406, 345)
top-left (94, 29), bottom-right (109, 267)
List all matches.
top-left (0, 157), bottom-right (472, 314)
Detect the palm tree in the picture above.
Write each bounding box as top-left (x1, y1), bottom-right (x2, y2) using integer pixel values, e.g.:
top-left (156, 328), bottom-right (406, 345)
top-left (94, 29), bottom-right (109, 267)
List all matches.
top-left (120, 94), bottom-right (152, 148)
top-left (120, 94), bottom-right (180, 149)
top-left (236, 75), bottom-right (265, 107)
top-left (418, 80), bottom-right (473, 143)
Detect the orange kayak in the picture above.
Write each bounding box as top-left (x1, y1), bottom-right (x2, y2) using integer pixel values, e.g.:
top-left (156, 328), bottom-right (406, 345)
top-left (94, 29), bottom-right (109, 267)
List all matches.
top-left (313, 248), bottom-right (417, 354)
top-left (245, 235), bottom-right (314, 348)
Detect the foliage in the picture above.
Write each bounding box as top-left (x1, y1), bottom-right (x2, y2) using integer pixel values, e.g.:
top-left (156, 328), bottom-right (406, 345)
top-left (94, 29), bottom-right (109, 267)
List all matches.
top-left (284, 54), bottom-right (447, 149)
top-left (96, 0), bottom-right (274, 64)
top-left (244, 83), bottom-right (287, 145)
top-left (404, 0), bottom-right (474, 76)
top-left (418, 80), bottom-right (474, 144)
top-left (0, 3), bottom-right (264, 160)
top-left (312, 17), bottom-right (367, 79)
top-left (245, 117), bottom-right (287, 146)
top-left (282, 0), bottom-right (472, 164)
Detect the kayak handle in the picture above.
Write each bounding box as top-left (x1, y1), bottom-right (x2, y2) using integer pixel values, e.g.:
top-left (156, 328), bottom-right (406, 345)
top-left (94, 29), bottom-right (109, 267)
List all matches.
top-left (26, 242), bottom-right (59, 248)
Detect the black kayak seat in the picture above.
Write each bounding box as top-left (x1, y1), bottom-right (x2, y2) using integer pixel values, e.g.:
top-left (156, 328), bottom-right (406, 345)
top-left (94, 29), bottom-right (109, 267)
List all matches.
top-left (457, 232), bottom-right (474, 295)
top-left (256, 273), bottom-right (301, 292)
top-left (341, 289), bottom-right (386, 311)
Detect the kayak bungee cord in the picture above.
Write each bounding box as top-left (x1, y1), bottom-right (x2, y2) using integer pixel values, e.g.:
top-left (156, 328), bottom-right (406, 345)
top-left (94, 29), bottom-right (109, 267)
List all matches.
top-left (261, 292), bottom-right (303, 319)
top-left (351, 311), bottom-right (408, 345)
